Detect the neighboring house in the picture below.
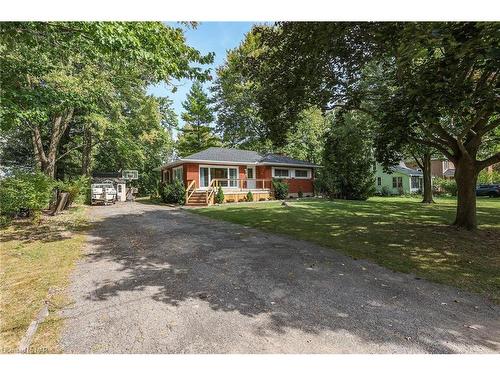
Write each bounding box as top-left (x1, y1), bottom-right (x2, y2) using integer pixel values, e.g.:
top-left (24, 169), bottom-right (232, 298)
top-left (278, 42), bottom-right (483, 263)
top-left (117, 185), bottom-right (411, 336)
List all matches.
top-left (405, 158), bottom-right (456, 179)
top-left (374, 162), bottom-right (423, 195)
top-left (158, 147), bottom-right (320, 206)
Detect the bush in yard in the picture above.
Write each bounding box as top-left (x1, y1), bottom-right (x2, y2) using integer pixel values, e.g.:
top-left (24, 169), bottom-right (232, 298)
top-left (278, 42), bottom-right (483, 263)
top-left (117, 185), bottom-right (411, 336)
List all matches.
top-left (55, 176), bottom-right (90, 207)
top-left (215, 186), bottom-right (225, 204)
top-left (298, 190), bottom-right (303, 198)
top-left (272, 179), bottom-right (289, 200)
top-left (159, 180), bottom-right (185, 204)
top-left (0, 171), bottom-right (54, 218)
top-left (477, 169), bottom-right (500, 184)
top-left (317, 111), bottom-right (375, 200)
top-left (380, 185), bottom-right (391, 196)
top-left (434, 178), bottom-right (457, 196)
top-left (246, 191), bottom-right (254, 202)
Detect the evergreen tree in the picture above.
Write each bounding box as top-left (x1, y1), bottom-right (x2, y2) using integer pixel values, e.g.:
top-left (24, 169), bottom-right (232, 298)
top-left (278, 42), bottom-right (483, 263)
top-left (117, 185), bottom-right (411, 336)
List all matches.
top-left (317, 111), bottom-right (375, 200)
top-left (177, 82), bottom-right (221, 157)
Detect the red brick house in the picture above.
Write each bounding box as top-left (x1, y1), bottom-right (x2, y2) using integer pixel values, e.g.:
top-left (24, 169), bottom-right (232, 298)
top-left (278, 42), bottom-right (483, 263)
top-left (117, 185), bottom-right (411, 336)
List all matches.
top-left (159, 147), bottom-right (319, 205)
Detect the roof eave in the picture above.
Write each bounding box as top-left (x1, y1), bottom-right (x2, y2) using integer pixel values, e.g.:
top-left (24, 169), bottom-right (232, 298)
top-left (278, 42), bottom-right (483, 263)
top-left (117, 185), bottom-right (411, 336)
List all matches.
top-left (259, 162), bottom-right (321, 168)
top-left (158, 159), bottom-right (321, 169)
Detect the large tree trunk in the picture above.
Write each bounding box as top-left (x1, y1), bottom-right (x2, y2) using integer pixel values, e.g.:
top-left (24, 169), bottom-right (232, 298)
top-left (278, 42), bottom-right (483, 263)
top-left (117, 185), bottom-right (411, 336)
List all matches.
top-left (421, 152), bottom-right (434, 203)
top-left (81, 123), bottom-right (92, 176)
top-left (31, 109), bottom-right (74, 178)
top-left (453, 156), bottom-right (479, 230)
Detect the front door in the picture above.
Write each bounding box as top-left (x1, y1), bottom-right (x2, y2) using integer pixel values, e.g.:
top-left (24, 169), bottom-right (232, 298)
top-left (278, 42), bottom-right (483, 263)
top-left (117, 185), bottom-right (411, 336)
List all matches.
top-left (247, 166), bottom-right (256, 189)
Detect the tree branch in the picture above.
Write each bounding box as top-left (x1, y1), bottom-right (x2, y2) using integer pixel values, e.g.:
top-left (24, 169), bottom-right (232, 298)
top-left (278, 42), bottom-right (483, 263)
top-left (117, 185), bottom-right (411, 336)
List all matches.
top-left (410, 136), bottom-right (456, 162)
top-left (410, 152), bottom-right (424, 170)
top-left (56, 139), bottom-right (102, 162)
top-left (476, 152), bottom-right (500, 171)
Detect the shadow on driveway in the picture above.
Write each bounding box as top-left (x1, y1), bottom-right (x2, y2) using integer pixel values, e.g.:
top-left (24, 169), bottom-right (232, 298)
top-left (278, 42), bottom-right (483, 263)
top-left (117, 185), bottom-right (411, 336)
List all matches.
top-left (61, 203), bottom-right (499, 353)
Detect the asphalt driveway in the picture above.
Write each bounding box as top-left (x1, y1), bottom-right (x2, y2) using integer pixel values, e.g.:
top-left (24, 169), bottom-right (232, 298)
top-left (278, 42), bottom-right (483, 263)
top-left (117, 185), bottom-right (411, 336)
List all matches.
top-left (60, 202), bottom-right (499, 353)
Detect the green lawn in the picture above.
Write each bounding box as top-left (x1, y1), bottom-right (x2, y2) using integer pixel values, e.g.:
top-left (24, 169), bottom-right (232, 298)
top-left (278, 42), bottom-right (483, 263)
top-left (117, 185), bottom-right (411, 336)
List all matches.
top-left (194, 197), bottom-right (500, 303)
top-left (0, 206), bottom-right (89, 353)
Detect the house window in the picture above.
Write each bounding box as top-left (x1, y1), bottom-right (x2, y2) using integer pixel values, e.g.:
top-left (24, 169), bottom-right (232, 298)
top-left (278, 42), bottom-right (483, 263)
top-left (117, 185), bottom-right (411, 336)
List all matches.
top-left (273, 168), bottom-right (289, 178)
top-left (294, 169), bottom-right (309, 178)
top-left (163, 170), bottom-right (170, 183)
top-left (392, 177), bottom-right (403, 188)
top-left (377, 177), bottom-right (382, 186)
top-left (200, 166), bottom-right (238, 188)
top-left (411, 176), bottom-right (421, 189)
top-left (173, 167), bottom-right (183, 181)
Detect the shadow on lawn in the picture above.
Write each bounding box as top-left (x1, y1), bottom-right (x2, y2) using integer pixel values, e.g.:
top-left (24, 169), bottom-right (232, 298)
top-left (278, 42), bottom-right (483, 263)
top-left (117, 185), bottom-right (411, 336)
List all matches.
top-left (81, 204), bottom-right (499, 353)
top-left (199, 201), bottom-right (500, 301)
top-left (0, 207), bottom-right (90, 245)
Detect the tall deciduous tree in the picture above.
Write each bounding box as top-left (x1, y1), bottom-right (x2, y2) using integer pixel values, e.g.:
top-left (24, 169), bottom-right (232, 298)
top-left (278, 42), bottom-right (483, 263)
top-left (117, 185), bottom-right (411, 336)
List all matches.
top-left (0, 22), bottom-right (212, 178)
top-left (212, 29), bottom-right (268, 150)
top-left (282, 107), bottom-right (327, 165)
top-left (177, 82), bottom-right (220, 157)
top-left (249, 22), bottom-right (499, 229)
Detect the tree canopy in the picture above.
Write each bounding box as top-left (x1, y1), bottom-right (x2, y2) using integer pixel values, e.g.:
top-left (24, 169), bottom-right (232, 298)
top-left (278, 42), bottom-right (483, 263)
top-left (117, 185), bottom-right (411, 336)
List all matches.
top-left (176, 81), bottom-right (221, 157)
top-left (244, 22), bottom-right (499, 229)
top-left (0, 22), bottom-right (211, 193)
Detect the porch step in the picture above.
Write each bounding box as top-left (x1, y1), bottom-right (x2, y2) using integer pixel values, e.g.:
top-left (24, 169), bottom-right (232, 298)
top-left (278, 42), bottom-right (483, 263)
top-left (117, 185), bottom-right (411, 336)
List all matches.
top-left (186, 191), bottom-right (208, 206)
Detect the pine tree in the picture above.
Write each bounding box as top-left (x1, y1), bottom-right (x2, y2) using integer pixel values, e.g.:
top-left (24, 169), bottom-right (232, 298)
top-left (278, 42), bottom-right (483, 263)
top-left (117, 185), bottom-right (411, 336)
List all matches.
top-left (177, 82), bottom-right (221, 157)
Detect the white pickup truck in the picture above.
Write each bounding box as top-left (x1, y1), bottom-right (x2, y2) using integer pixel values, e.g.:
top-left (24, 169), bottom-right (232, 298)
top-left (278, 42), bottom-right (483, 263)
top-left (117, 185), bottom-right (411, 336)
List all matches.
top-left (91, 183), bottom-right (117, 205)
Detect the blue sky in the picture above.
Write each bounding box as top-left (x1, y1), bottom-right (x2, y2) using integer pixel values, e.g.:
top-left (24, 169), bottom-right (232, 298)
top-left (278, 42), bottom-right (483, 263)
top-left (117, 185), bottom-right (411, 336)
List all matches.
top-left (148, 22), bottom-right (255, 133)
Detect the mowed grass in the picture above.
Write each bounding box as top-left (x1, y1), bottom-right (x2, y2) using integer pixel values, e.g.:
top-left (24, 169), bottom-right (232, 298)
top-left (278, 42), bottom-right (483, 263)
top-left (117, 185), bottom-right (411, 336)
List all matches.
top-left (195, 197), bottom-right (500, 303)
top-left (0, 206), bottom-right (89, 353)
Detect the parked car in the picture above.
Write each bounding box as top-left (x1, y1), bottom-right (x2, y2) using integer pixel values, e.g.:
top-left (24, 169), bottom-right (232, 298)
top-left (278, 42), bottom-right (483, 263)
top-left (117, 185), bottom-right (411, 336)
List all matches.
top-left (475, 184), bottom-right (500, 197)
top-left (91, 183), bottom-right (117, 205)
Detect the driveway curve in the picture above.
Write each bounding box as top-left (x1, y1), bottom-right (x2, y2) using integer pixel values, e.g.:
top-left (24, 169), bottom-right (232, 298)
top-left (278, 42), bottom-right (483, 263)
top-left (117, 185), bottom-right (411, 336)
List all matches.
top-left (60, 202), bottom-right (499, 353)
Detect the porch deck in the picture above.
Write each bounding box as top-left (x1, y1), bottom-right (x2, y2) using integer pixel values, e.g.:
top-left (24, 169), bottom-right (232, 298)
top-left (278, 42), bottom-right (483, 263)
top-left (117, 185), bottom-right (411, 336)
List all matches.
top-left (186, 179), bottom-right (273, 206)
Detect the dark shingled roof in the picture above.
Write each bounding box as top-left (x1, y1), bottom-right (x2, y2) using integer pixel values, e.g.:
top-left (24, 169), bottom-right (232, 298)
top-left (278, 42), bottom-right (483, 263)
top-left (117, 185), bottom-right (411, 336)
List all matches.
top-left (260, 153), bottom-right (317, 166)
top-left (171, 147), bottom-right (319, 167)
top-left (183, 147), bottom-right (262, 163)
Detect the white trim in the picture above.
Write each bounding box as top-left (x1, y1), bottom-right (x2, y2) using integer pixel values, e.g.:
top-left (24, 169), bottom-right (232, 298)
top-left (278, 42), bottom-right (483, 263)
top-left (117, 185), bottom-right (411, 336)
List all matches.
top-left (272, 167), bottom-right (312, 179)
top-left (198, 164), bottom-right (239, 189)
top-left (293, 168), bottom-right (311, 179)
top-left (260, 162), bottom-right (319, 168)
top-left (272, 167), bottom-right (291, 178)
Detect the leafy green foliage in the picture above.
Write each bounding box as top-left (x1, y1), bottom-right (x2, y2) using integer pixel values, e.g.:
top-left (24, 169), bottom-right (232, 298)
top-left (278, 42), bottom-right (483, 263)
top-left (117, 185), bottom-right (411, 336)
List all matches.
top-left (176, 124), bottom-right (221, 157)
top-left (212, 30), bottom-right (268, 150)
top-left (55, 176), bottom-right (90, 206)
top-left (0, 171), bottom-right (54, 216)
top-left (215, 186), bottom-right (225, 204)
top-left (247, 22), bottom-right (499, 228)
top-left (0, 22), bottom-right (210, 181)
top-left (478, 169), bottom-right (500, 184)
top-left (282, 107), bottom-right (327, 165)
top-left (434, 178), bottom-right (458, 197)
top-left (177, 82), bottom-right (220, 157)
top-left (92, 94), bottom-right (175, 195)
top-left (317, 112), bottom-right (375, 200)
top-left (158, 180), bottom-right (185, 205)
top-left (272, 179), bottom-right (289, 200)
top-left (246, 191), bottom-right (254, 202)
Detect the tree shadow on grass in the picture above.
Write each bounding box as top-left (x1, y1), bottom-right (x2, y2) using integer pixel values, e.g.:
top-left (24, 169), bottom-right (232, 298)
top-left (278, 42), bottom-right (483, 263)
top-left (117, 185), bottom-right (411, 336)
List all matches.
top-left (0, 207), bottom-right (91, 245)
top-left (80, 204), bottom-right (499, 353)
